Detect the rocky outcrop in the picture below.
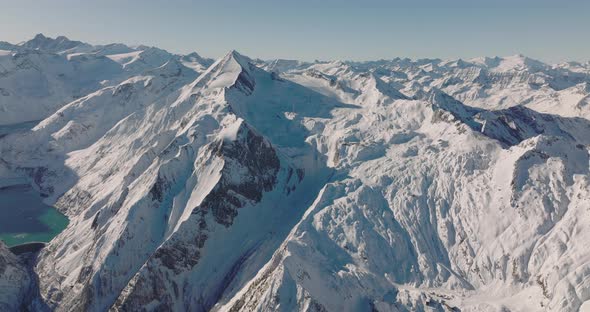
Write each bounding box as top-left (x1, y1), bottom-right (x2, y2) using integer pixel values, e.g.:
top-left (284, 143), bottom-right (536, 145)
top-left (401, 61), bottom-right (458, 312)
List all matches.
top-left (112, 121), bottom-right (284, 311)
top-left (0, 241), bottom-right (31, 311)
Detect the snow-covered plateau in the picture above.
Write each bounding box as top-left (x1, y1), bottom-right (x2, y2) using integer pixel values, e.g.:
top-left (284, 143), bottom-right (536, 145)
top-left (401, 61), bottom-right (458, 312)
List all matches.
top-left (1, 34), bottom-right (590, 312)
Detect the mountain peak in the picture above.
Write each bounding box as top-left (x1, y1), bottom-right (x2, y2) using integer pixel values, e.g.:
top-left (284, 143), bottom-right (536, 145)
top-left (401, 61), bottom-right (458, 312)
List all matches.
top-left (226, 49), bottom-right (240, 56)
top-left (33, 33), bottom-right (47, 40)
top-left (469, 56), bottom-right (502, 68)
top-left (21, 33), bottom-right (89, 53)
top-left (216, 49), bottom-right (254, 78)
top-left (184, 51), bottom-right (207, 60)
top-left (493, 54), bottom-right (546, 72)
top-left (183, 49), bottom-right (255, 96)
top-left (223, 49), bottom-right (251, 67)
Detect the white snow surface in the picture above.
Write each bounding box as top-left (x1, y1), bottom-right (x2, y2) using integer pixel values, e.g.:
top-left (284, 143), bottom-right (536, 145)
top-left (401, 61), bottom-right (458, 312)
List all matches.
top-left (0, 34), bottom-right (590, 312)
top-left (0, 34), bottom-right (213, 125)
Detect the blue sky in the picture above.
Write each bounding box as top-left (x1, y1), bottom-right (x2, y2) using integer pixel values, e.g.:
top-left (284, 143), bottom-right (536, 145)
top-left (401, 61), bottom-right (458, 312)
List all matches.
top-left (1, 0), bottom-right (588, 62)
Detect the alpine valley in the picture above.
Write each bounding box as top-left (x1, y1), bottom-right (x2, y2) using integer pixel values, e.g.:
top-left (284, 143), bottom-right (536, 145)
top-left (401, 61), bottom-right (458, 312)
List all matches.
top-left (1, 34), bottom-right (590, 312)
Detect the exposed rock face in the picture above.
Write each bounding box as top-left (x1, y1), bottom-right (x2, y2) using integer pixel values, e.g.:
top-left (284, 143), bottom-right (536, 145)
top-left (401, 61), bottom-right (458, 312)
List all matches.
top-left (428, 88), bottom-right (589, 147)
top-left (113, 122), bottom-right (282, 311)
top-left (200, 123), bottom-right (280, 227)
top-left (0, 242), bottom-right (30, 311)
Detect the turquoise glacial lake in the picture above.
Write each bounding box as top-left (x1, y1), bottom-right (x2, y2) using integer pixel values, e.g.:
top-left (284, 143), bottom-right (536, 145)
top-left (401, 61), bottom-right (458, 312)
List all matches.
top-left (0, 184), bottom-right (69, 247)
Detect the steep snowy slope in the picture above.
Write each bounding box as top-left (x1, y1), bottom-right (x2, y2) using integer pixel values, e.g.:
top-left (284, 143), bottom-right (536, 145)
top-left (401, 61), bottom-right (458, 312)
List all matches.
top-left (0, 49), bottom-right (123, 125)
top-left (180, 52), bottom-right (215, 73)
top-left (109, 46), bottom-right (175, 73)
top-left (219, 82), bottom-right (590, 312)
top-left (0, 34), bottom-right (213, 125)
top-left (105, 47), bottom-right (214, 77)
top-left (526, 82), bottom-right (590, 119)
top-left (283, 61), bottom-right (407, 108)
top-left (1, 41), bottom-right (590, 312)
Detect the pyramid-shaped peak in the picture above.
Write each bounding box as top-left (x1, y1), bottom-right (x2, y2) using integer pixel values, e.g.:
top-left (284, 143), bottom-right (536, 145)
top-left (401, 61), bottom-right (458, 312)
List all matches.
top-left (223, 49), bottom-right (252, 67)
top-left (227, 49), bottom-right (242, 57)
top-left (209, 50), bottom-right (254, 77)
top-left (33, 33), bottom-right (48, 40)
top-left (183, 49), bottom-right (256, 95)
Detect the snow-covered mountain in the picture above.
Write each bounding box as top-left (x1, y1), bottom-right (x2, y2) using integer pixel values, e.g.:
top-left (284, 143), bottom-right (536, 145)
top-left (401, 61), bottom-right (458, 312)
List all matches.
top-left (1, 35), bottom-right (590, 312)
top-left (19, 33), bottom-right (93, 54)
top-left (0, 34), bottom-right (213, 125)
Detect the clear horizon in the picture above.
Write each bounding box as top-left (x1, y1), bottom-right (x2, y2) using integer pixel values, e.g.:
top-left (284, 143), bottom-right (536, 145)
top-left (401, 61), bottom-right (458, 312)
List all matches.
top-left (1, 0), bottom-right (589, 63)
